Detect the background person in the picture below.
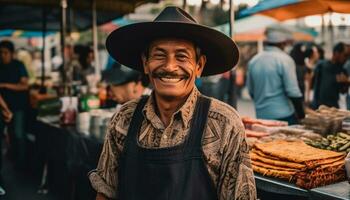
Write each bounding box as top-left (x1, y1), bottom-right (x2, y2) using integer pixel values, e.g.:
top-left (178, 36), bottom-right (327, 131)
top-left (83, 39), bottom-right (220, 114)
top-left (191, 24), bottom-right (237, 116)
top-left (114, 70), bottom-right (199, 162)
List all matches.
top-left (0, 94), bottom-right (12, 195)
top-left (0, 40), bottom-right (29, 170)
top-left (312, 42), bottom-right (349, 109)
top-left (290, 42), bottom-right (320, 104)
top-left (102, 64), bottom-right (151, 107)
top-left (247, 28), bottom-right (305, 124)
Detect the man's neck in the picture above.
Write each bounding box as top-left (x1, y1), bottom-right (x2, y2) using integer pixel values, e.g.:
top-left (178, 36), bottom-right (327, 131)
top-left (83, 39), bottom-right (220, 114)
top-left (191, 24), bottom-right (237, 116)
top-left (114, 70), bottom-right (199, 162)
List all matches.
top-left (154, 92), bottom-right (191, 128)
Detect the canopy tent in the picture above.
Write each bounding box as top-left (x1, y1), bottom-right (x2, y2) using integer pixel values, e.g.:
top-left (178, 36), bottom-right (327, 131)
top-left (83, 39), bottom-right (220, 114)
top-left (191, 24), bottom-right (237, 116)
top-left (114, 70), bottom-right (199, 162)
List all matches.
top-left (100, 18), bottom-right (136, 34)
top-left (0, 0), bottom-right (158, 30)
top-left (239, 0), bottom-right (350, 21)
top-left (0, 0), bottom-right (159, 93)
top-left (238, 0), bottom-right (350, 55)
top-left (0, 29), bottom-right (56, 38)
top-left (215, 15), bottom-right (317, 42)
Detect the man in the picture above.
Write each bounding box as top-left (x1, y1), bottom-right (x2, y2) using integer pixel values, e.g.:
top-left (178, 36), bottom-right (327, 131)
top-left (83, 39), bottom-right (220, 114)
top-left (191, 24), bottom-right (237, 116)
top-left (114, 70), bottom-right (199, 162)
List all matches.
top-left (342, 44), bottom-right (350, 109)
top-left (0, 94), bottom-right (12, 195)
top-left (247, 27), bottom-right (304, 125)
top-left (0, 95), bottom-right (12, 123)
top-left (312, 42), bottom-right (349, 108)
top-left (89, 6), bottom-right (256, 200)
top-left (0, 40), bottom-right (29, 169)
top-left (102, 64), bottom-right (151, 106)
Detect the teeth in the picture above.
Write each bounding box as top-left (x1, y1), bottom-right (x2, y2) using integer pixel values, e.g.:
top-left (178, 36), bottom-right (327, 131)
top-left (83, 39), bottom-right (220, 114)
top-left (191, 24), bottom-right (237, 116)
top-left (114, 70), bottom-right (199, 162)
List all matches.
top-left (159, 77), bottom-right (182, 83)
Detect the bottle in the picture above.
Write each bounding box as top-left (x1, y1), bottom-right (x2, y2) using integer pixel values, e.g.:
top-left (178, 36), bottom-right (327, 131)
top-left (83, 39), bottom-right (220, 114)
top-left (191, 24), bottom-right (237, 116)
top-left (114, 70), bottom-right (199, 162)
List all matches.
top-left (98, 84), bottom-right (107, 108)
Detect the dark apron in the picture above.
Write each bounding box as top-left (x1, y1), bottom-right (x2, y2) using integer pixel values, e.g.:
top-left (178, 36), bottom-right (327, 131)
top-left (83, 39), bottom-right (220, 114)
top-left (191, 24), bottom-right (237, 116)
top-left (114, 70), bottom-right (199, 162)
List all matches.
top-left (117, 95), bottom-right (218, 200)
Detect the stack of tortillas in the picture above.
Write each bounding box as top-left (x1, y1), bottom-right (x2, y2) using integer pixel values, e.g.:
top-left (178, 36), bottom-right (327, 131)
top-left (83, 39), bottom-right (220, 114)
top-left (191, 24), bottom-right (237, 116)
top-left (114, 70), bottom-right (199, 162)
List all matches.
top-left (250, 140), bottom-right (346, 189)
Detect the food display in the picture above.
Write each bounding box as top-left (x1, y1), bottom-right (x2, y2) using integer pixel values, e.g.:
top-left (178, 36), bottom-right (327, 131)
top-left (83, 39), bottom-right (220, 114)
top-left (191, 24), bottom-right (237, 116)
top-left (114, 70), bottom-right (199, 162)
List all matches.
top-left (242, 117), bottom-right (288, 129)
top-left (242, 117), bottom-right (323, 146)
top-left (250, 140), bottom-right (346, 189)
top-left (302, 105), bottom-right (350, 136)
top-left (305, 132), bottom-right (350, 153)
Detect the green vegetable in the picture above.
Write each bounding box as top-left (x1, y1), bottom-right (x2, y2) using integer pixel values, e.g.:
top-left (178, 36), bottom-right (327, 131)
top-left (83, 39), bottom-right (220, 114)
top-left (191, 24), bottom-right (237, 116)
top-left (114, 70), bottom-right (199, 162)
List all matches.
top-left (339, 142), bottom-right (350, 151)
top-left (338, 132), bottom-right (350, 140)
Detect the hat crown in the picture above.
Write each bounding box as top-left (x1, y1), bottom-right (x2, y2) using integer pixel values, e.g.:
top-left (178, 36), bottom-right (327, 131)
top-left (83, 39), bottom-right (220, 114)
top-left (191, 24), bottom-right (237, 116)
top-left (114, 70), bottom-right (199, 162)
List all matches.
top-left (154, 6), bottom-right (197, 24)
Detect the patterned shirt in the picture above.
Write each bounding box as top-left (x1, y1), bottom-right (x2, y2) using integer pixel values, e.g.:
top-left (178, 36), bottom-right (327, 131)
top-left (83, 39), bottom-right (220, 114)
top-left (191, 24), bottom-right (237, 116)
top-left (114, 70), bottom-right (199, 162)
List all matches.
top-left (89, 87), bottom-right (256, 200)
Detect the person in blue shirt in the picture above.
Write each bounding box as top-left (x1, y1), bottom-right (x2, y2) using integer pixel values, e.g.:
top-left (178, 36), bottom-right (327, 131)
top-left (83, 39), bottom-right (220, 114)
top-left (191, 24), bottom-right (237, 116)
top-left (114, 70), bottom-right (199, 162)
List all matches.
top-left (0, 40), bottom-right (29, 172)
top-left (247, 28), bottom-right (304, 125)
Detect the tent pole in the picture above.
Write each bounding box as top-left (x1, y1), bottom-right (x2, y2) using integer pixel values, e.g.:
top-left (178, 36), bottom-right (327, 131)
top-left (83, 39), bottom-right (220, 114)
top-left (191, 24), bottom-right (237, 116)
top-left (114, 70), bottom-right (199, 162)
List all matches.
top-left (40, 6), bottom-right (47, 94)
top-left (61, 0), bottom-right (67, 84)
top-left (92, 0), bottom-right (100, 77)
top-left (321, 14), bottom-right (326, 44)
top-left (328, 12), bottom-right (334, 50)
top-left (228, 0), bottom-right (237, 109)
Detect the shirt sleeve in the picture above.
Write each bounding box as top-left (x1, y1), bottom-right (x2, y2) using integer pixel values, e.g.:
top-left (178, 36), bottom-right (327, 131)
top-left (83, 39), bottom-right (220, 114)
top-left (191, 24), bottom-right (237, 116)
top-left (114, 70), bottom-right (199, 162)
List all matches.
top-left (280, 56), bottom-right (302, 98)
top-left (246, 62), bottom-right (254, 99)
top-left (88, 113), bottom-right (124, 199)
top-left (18, 61), bottom-right (29, 78)
top-left (217, 120), bottom-right (257, 200)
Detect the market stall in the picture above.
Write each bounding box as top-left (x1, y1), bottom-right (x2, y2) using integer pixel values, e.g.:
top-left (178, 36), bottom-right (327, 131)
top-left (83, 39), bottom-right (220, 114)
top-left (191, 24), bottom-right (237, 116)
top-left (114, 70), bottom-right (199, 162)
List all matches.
top-left (32, 117), bottom-right (104, 200)
top-left (29, 104), bottom-right (350, 200)
top-left (243, 105), bottom-right (350, 199)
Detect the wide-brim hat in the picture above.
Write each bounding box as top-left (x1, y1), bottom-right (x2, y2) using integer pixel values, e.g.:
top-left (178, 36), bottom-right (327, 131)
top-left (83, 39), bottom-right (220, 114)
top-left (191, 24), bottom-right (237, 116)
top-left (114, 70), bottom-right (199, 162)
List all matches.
top-left (106, 6), bottom-right (239, 76)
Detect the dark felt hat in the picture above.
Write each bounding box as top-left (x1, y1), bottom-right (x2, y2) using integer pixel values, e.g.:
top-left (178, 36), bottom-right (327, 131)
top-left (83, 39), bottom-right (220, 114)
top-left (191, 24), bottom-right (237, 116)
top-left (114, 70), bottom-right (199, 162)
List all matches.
top-left (105, 6), bottom-right (239, 76)
top-left (102, 65), bottom-right (141, 86)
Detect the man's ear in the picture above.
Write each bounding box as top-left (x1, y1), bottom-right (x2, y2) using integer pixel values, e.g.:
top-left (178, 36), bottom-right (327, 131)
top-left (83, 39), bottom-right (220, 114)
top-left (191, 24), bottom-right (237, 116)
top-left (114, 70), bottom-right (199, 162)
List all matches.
top-left (141, 54), bottom-right (149, 74)
top-left (196, 55), bottom-right (206, 78)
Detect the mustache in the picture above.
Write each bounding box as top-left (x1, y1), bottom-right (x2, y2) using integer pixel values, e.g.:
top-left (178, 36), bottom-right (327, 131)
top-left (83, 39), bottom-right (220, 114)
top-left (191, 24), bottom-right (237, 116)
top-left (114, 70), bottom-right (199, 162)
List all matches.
top-left (151, 71), bottom-right (190, 79)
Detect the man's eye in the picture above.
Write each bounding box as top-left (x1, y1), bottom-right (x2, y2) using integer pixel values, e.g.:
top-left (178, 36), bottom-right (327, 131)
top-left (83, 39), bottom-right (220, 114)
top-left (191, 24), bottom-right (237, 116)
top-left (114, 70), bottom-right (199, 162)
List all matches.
top-left (177, 55), bottom-right (188, 61)
top-left (152, 54), bottom-right (166, 59)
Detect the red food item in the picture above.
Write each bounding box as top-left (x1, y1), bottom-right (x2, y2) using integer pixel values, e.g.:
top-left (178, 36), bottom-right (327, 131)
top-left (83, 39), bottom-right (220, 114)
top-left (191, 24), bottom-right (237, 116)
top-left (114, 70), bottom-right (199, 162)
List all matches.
top-left (245, 129), bottom-right (270, 138)
top-left (242, 117), bottom-right (288, 127)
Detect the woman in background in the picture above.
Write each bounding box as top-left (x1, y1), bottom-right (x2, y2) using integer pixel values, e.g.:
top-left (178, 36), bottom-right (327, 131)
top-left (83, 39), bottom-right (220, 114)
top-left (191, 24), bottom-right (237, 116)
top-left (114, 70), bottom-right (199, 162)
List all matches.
top-left (290, 42), bottom-right (320, 105)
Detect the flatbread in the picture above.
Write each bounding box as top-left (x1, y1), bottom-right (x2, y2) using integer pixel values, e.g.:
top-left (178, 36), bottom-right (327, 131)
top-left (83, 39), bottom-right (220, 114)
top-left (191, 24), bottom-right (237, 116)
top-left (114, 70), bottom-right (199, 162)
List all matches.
top-left (252, 160), bottom-right (299, 172)
top-left (305, 155), bottom-right (345, 169)
top-left (252, 165), bottom-right (295, 180)
top-left (254, 140), bottom-right (345, 163)
top-left (250, 151), bottom-right (306, 169)
top-left (296, 170), bottom-right (346, 189)
top-left (251, 149), bottom-right (280, 160)
top-left (297, 160), bottom-right (345, 178)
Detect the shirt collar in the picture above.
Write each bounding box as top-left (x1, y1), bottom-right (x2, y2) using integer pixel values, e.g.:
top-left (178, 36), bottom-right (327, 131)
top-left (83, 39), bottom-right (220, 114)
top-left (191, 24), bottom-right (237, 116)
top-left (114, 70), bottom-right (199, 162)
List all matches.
top-left (142, 86), bottom-right (200, 129)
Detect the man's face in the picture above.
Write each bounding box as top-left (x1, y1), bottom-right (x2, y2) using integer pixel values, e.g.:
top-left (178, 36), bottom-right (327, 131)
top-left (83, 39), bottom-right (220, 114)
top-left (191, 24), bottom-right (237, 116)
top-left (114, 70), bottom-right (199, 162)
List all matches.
top-left (0, 47), bottom-right (13, 64)
top-left (335, 50), bottom-right (348, 65)
top-left (109, 82), bottom-right (138, 104)
top-left (142, 38), bottom-right (206, 100)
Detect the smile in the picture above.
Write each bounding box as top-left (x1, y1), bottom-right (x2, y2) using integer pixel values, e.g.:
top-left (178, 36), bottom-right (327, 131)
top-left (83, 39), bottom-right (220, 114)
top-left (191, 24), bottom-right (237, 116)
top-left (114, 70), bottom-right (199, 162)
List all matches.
top-left (159, 77), bottom-right (183, 83)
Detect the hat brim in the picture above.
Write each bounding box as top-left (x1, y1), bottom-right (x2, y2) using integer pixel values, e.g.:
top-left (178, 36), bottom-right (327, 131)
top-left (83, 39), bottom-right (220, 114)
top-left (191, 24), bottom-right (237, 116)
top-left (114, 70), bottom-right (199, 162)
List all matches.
top-left (106, 22), bottom-right (239, 76)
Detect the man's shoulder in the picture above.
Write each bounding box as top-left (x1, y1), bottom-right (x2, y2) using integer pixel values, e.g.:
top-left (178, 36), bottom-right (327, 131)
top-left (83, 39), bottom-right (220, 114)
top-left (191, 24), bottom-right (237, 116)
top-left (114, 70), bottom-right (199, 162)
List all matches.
top-left (108, 98), bottom-right (142, 135)
top-left (11, 59), bottom-right (25, 67)
top-left (203, 96), bottom-right (245, 148)
top-left (206, 96), bottom-right (242, 126)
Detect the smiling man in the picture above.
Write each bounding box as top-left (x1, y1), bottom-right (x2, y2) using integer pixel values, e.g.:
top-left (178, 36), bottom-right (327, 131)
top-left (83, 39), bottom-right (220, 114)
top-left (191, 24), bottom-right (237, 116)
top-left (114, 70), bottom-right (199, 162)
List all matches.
top-left (89, 6), bottom-right (256, 200)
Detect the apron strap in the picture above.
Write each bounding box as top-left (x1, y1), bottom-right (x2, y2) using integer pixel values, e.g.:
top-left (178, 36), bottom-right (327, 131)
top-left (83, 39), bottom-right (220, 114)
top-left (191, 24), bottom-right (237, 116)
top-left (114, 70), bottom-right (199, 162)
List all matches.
top-left (123, 95), bottom-right (149, 154)
top-left (184, 95), bottom-right (211, 157)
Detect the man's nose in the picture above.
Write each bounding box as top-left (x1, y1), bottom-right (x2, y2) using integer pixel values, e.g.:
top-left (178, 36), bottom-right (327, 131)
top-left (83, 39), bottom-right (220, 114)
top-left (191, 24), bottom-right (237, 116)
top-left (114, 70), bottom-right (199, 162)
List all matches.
top-left (163, 56), bottom-right (178, 71)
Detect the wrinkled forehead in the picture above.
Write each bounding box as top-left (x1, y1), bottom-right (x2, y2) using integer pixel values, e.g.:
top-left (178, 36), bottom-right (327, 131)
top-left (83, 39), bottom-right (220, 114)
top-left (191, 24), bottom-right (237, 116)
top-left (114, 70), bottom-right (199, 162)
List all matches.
top-left (148, 38), bottom-right (196, 53)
